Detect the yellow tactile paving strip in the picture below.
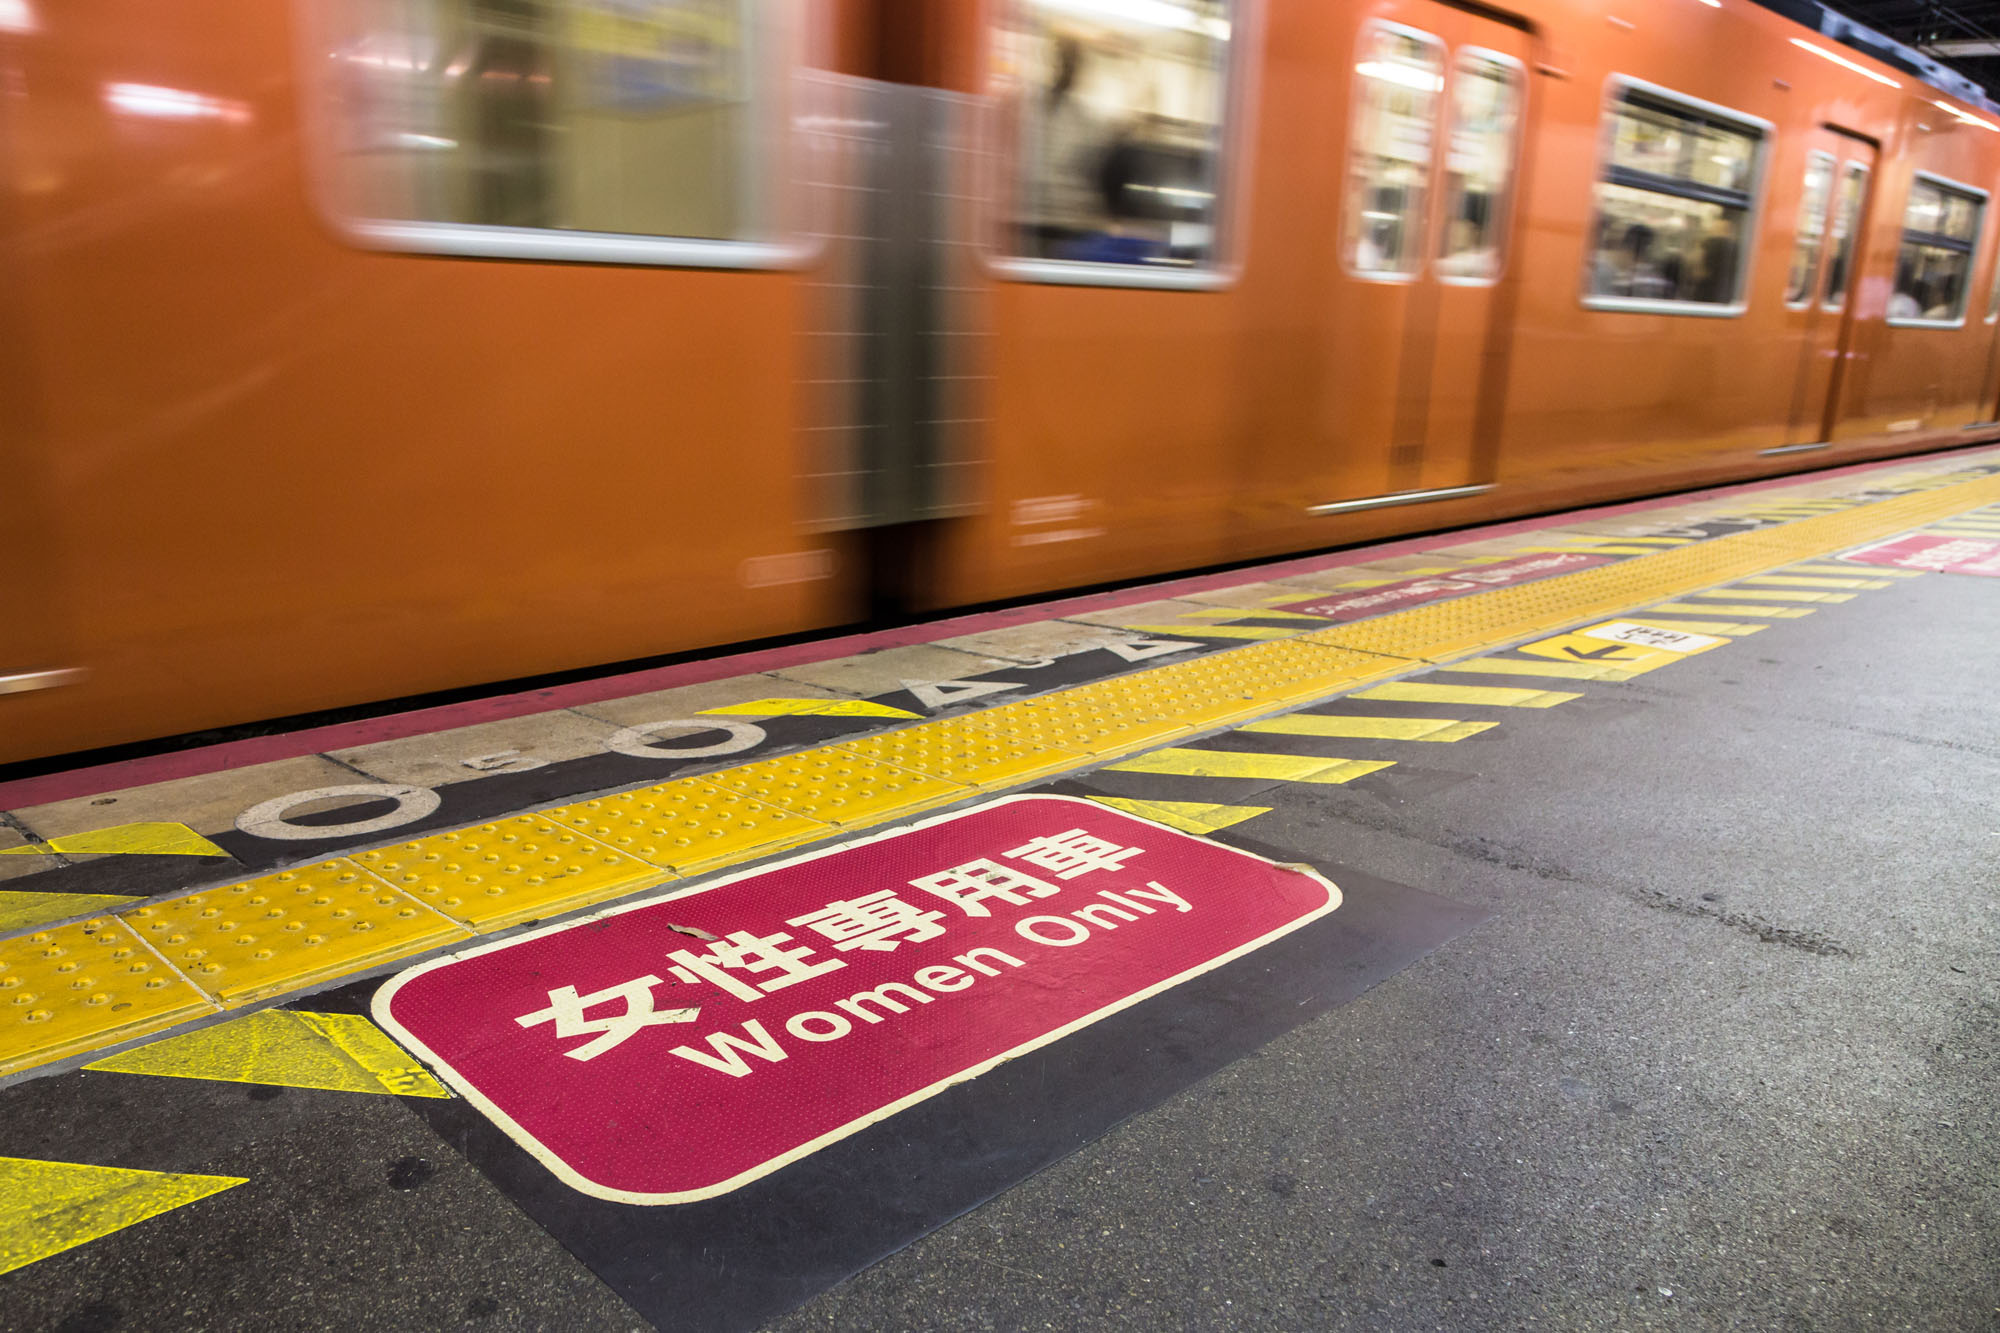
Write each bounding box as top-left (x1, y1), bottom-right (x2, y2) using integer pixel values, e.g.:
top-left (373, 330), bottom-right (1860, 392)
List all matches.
top-left (5, 468), bottom-right (2000, 1077)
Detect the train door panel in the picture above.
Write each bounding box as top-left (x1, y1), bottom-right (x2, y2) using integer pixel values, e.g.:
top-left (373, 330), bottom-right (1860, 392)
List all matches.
top-left (1332, 7), bottom-right (1528, 505)
top-left (1784, 137), bottom-right (1875, 446)
top-left (1976, 248), bottom-right (2000, 422)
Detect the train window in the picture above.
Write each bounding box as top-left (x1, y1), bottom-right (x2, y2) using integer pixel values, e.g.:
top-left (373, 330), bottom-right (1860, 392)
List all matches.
top-left (1888, 174), bottom-right (1986, 326)
top-left (999, 0), bottom-right (1237, 287)
top-left (1435, 50), bottom-right (1524, 283)
top-left (1821, 162), bottom-right (1867, 313)
top-left (1783, 151), bottom-right (1835, 307)
top-left (300, 0), bottom-right (798, 268)
top-left (1344, 23), bottom-right (1445, 279)
top-left (1583, 82), bottom-right (1768, 314)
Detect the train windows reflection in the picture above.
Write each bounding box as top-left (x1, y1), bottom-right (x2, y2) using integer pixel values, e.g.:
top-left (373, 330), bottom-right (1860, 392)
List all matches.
top-left (1344, 24), bottom-right (1444, 278)
top-left (1889, 175), bottom-right (1985, 325)
top-left (1002, 0), bottom-right (1233, 272)
top-left (1435, 50), bottom-right (1522, 282)
top-left (1822, 162), bottom-right (1867, 312)
top-left (1784, 151), bottom-right (1834, 307)
top-left (1585, 85), bottom-right (1764, 311)
top-left (308, 0), bottom-right (767, 247)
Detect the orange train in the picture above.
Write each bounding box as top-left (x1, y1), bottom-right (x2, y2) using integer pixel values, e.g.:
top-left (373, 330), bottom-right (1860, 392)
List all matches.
top-left (5, 0), bottom-right (2000, 765)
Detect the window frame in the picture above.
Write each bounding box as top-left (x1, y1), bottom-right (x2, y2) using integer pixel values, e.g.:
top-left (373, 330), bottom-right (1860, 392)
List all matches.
top-left (1886, 169), bottom-right (1988, 330)
top-left (1580, 75), bottom-right (1772, 320)
top-left (1783, 148), bottom-right (1836, 310)
top-left (1339, 18), bottom-right (1447, 285)
top-left (1820, 159), bottom-right (1869, 314)
top-left (1433, 45), bottom-right (1527, 290)
top-left (987, 0), bottom-right (1262, 292)
top-left (292, 0), bottom-right (815, 271)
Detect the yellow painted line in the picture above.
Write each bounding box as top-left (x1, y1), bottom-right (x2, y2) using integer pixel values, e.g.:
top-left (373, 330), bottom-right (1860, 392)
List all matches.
top-left (1735, 575), bottom-right (1892, 589)
top-left (1648, 601), bottom-right (1814, 618)
top-left (0, 891), bottom-right (141, 934)
top-left (6, 469), bottom-right (2000, 1080)
top-left (0, 823), bottom-right (226, 859)
top-left (1691, 588), bottom-right (1854, 603)
top-left (1551, 535), bottom-right (1692, 545)
top-left (1118, 623), bottom-right (1306, 640)
top-left (1353, 682), bottom-right (1581, 709)
top-left (0, 1157), bottom-right (247, 1275)
top-left (1104, 749), bottom-right (1395, 784)
top-left (1610, 617), bottom-right (1765, 636)
top-left (699, 698), bottom-right (922, 719)
top-left (1085, 797), bottom-right (1271, 835)
top-left (1506, 544), bottom-right (1672, 555)
top-left (1785, 563), bottom-right (1921, 578)
top-left (1240, 714), bottom-right (1496, 741)
top-left (1436, 657), bottom-right (1635, 681)
top-left (86, 1009), bottom-right (449, 1098)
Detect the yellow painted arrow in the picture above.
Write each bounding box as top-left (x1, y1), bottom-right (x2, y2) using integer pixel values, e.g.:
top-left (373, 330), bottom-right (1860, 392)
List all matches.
top-left (1087, 797), bottom-right (1271, 836)
top-left (87, 1010), bottom-right (448, 1098)
top-left (699, 699), bottom-right (922, 719)
top-left (0, 1156), bottom-right (246, 1275)
top-left (0, 823), bottom-right (226, 859)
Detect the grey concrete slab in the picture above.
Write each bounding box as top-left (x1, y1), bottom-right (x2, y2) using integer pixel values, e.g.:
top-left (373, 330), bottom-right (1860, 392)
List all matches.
top-left (769, 645), bottom-right (1020, 698)
top-left (330, 710), bottom-right (623, 790)
top-left (12, 756), bottom-right (366, 840)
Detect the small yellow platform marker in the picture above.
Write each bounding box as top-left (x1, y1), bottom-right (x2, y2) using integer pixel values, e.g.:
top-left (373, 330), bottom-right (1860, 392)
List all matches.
top-left (1118, 623), bottom-right (1305, 640)
top-left (1515, 620), bottom-right (1725, 677)
top-left (1105, 749), bottom-right (1394, 784)
top-left (0, 892), bottom-right (141, 935)
top-left (86, 1009), bottom-right (448, 1098)
top-left (1240, 714), bottom-right (1495, 741)
top-left (0, 1156), bottom-right (247, 1275)
top-left (1787, 563), bottom-right (1920, 578)
top-left (1735, 575), bottom-right (1892, 590)
top-left (1689, 588), bottom-right (1854, 603)
top-left (1353, 682), bottom-right (1580, 709)
top-left (0, 823), bottom-right (226, 859)
top-left (1086, 798), bottom-right (1271, 836)
top-left (698, 699), bottom-right (922, 719)
top-left (1647, 601), bottom-right (1813, 618)
top-left (1436, 657), bottom-right (1634, 681)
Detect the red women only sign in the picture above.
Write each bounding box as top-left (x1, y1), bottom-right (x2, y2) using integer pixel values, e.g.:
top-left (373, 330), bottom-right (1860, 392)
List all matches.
top-left (375, 795), bottom-right (1339, 1204)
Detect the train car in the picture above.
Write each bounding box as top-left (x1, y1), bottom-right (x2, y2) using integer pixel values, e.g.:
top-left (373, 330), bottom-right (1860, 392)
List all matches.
top-left (5, 0), bottom-right (2000, 766)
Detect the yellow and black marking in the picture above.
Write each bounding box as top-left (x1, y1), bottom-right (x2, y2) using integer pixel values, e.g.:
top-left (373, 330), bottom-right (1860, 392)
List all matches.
top-left (1, 471), bottom-right (1994, 1085)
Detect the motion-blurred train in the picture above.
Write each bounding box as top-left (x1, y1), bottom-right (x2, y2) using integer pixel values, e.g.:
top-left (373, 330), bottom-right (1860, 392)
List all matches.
top-left (7, 0), bottom-right (2000, 765)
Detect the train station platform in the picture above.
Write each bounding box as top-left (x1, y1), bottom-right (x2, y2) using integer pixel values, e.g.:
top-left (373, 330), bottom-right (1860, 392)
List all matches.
top-left (3, 448), bottom-right (1998, 1331)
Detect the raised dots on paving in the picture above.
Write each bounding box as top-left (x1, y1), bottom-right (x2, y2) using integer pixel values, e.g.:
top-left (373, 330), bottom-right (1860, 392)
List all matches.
top-left (543, 779), bottom-right (832, 877)
top-left (700, 750), bottom-right (971, 827)
top-left (118, 861), bottom-right (469, 1007)
top-left (0, 918), bottom-right (216, 1075)
top-left (351, 816), bottom-right (671, 931)
top-left (951, 698), bottom-right (1193, 759)
top-left (834, 717), bottom-right (1084, 792)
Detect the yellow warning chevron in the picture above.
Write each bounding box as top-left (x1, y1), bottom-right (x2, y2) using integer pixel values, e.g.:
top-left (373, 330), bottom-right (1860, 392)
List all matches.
top-left (1240, 714), bottom-right (1495, 741)
top-left (1105, 749), bottom-right (1394, 784)
top-left (1086, 798), bottom-right (1271, 835)
top-left (699, 698), bottom-right (922, 718)
top-left (0, 823), bottom-right (226, 859)
top-left (0, 891), bottom-right (141, 934)
top-left (1353, 682), bottom-right (1580, 709)
top-left (86, 1010), bottom-right (449, 1098)
top-left (0, 1157), bottom-right (246, 1275)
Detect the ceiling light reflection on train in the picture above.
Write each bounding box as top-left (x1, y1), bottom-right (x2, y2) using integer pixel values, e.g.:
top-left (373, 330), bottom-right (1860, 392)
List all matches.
top-left (1034, 0), bottom-right (1230, 40)
top-left (1932, 99), bottom-right (2000, 132)
top-left (0, 0), bottom-right (37, 34)
top-left (1789, 37), bottom-right (1902, 88)
top-left (1356, 60), bottom-right (1445, 93)
top-left (103, 82), bottom-right (252, 125)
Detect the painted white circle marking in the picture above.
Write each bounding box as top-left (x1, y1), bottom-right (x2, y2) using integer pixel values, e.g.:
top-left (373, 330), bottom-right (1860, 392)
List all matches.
top-left (237, 783), bottom-right (442, 842)
top-left (604, 719), bottom-right (767, 761)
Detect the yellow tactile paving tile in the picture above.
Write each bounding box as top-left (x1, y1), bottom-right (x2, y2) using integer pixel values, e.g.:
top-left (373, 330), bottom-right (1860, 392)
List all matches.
top-left (351, 815), bottom-right (670, 931)
top-left (0, 917), bottom-right (216, 1076)
top-left (1240, 714), bottom-right (1495, 741)
top-left (954, 697), bottom-right (1193, 759)
top-left (0, 891), bottom-right (142, 935)
top-left (544, 778), bottom-right (832, 876)
top-left (1354, 682), bottom-right (1581, 709)
top-left (701, 749), bottom-right (972, 827)
top-left (119, 861), bottom-right (469, 1008)
top-left (834, 717), bottom-right (1085, 791)
top-left (1105, 748), bottom-right (1395, 785)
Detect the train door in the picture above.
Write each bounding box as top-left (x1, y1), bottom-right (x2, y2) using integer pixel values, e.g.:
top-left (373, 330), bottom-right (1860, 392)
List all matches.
top-left (1334, 8), bottom-right (1530, 506)
top-left (1778, 133), bottom-right (1875, 449)
top-left (1975, 245), bottom-right (2000, 423)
